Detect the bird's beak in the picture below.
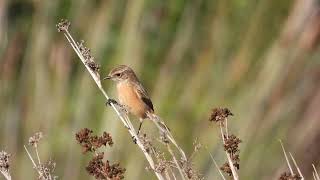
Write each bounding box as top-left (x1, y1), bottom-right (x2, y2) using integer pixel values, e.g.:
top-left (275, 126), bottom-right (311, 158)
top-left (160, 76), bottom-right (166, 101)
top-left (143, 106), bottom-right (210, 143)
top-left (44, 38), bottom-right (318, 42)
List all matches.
top-left (103, 75), bottom-right (111, 80)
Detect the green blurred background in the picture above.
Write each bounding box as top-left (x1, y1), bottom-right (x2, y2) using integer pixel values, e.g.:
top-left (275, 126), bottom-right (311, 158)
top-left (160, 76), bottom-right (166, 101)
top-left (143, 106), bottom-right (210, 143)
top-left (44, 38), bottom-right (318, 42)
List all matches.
top-left (1, 0), bottom-right (320, 179)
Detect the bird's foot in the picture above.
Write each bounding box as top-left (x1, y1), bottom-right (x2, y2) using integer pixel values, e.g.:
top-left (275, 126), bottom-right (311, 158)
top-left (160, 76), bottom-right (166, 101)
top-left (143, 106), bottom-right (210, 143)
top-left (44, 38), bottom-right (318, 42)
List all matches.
top-left (132, 136), bottom-right (137, 144)
top-left (105, 99), bottom-right (129, 114)
top-left (106, 98), bottom-right (119, 106)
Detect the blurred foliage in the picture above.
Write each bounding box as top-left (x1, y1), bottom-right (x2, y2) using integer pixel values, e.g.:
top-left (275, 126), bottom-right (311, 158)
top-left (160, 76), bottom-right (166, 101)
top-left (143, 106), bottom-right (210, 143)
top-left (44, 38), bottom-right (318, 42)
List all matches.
top-left (1, 0), bottom-right (320, 179)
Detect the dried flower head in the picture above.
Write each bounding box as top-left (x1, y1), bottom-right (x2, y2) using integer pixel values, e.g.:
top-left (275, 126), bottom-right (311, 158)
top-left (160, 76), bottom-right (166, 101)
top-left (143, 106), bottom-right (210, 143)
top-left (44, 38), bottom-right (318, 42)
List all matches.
top-left (86, 153), bottom-right (125, 180)
top-left (181, 159), bottom-right (204, 180)
top-left (0, 151), bottom-right (10, 173)
top-left (29, 132), bottom-right (43, 147)
top-left (193, 139), bottom-right (202, 154)
top-left (224, 134), bottom-right (241, 154)
top-left (209, 107), bottom-right (233, 125)
top-left (77, 41), bottom-right (100, 72)
top-left (279, 172), bottom-right (302, 180)
top-left (220, 162), bottom-right (232, 177)
top-left (37, 160), bottom-right (58, 180)
top-left (75, 128), bottom-right (113, 153)
top-left (153, 151), bottom-right (172, 174)
top-left (56, 19), bottom-right (70, 32)
top-left (139, 133), bottom-right (154, 154)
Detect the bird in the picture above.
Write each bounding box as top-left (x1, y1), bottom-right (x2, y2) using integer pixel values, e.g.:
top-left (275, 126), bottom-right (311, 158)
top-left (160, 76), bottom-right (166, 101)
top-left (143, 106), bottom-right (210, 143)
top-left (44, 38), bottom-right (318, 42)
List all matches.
top-left (104, 65), bottom-right (168, 135)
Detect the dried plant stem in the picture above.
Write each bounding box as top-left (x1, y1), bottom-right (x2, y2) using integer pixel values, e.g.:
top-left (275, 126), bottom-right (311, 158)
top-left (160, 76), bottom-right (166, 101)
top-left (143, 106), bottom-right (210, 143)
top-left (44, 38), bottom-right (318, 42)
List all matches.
top-left (289, 152), bottom-right (304, 179)
top-left (207, 149), bottom-right (226, 180)
top-left (167, 165), bottom-right (177, 180)
top-left (313, 172), bottom-right (317, 180)
top-left (148, 113), bottom-right (187, 161)
top-left (279, 140), bottom-right (294, 175)
top-left (225, 118), bottom-right (229, 138)
top-left (219, 123), bottom-right (239, 180)
top-left (166, 144), bottom-right (187, 180)
top-left (0, 171), bottom-right (11, 180)
top-left (59, 26), bottom-right (164, 180)
top-left (166, 131), bottom-right (187, 161)
top-left (35, 145), bottom-right (41, 165)
top-left (24, 146), bottom-right (41, 176)
top-left (312, 164), bottom-right (320, 180)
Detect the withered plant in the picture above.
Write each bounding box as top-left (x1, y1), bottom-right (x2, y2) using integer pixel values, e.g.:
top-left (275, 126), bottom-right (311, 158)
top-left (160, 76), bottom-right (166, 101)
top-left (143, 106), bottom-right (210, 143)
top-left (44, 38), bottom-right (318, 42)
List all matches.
top-left (24, 132), bottom-right (57, 180)
top-left (75, 128), bottom-right (125, 180)
top-left (209, 107), bottom-right (241, 180)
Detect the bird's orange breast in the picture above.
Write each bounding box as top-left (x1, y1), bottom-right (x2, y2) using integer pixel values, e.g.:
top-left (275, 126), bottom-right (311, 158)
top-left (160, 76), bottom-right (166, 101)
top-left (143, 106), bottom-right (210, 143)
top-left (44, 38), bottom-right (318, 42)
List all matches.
top-left (117, 82), bottom-right (149, 118)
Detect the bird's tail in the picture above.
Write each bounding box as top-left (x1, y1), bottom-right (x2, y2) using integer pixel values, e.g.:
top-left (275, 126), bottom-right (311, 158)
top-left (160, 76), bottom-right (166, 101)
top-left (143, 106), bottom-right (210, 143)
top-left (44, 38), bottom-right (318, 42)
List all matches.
top-left (146, 112), bottom-right (170, 134)
top-left (146, 112), bottom-right (187, 160)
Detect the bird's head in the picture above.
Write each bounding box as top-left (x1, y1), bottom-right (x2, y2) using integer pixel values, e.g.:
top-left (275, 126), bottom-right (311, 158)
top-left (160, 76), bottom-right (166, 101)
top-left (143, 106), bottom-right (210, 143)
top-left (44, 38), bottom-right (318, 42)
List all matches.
top-left (104, 65), bottom-right (136, 82)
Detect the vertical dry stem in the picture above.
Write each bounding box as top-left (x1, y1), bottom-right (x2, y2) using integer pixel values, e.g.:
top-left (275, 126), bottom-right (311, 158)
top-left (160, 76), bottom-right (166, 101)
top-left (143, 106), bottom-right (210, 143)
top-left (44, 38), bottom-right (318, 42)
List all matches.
top-left (289, 152), bottom-right (304, 179)
top-left (279, 140), bottom-right (294, 175)
top-left (166, 144), bottom-right (187, 180)
top-left (219, 123), bottom-right (239, 180)
top-left (206, 148), bottom-right (226, 180)
top-left (312, 164), bottom-right (320, 180)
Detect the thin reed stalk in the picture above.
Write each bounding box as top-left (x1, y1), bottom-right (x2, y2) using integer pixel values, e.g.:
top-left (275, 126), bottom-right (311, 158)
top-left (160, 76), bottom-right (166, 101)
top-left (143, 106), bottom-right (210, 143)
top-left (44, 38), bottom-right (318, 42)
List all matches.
top-left (279, 140), bottom-right (294, 175)
top-left (289, 152), bottom-right (304, 180)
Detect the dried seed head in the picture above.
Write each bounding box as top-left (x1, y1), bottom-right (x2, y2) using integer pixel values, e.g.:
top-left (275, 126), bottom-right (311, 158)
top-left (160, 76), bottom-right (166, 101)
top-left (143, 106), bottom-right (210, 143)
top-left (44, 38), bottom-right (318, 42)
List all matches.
top-left (220, 162), bottom-right (232, 177)
top-left (29, 132), bottom-right (43, 147)
top-left (180, 159), bottom-right (204, 180)
top-left (86, 153), bottom-right (125, 179)
top-left (56, 19), bottom-right (70, 32)
top-left (77, 41), bottom-right (100, 73)
top-left (75, 128), bottom-right (113, 153)
top-left (0, 151), bottom-right (10, 173)
top-left (223, 134), bottom-right (242, 154)
top-left (153, 151), bottom-right (172, 174)
top-left (209, 107), bottom-right (233, 125)
top-left (37, 160), bottom-right (58, 180)
top-left (279, 172), bottom-right (302, 180)
top-left (193, 139), bottom-right (202, 153)
top-left (139, 133), bottom-right (154, 154)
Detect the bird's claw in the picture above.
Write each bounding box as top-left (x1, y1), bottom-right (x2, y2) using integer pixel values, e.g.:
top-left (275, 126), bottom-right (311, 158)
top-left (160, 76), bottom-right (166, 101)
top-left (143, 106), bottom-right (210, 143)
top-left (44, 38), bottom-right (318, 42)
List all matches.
top-left (132, 136), bottom-right (137, 144)
top-left (106, 98), bottom-right (118, 106)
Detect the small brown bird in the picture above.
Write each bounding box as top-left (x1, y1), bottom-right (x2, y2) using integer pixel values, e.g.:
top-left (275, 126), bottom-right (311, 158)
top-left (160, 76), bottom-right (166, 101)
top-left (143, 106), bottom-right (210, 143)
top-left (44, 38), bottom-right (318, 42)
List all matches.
top-left (104, 65), bottom-right (166, 134)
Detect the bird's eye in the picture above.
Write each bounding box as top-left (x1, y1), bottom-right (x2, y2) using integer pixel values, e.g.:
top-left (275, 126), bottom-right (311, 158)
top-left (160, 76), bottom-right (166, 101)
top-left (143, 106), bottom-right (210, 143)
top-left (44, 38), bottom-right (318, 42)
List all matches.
top-left (115, 73), bottom-right (121, 77)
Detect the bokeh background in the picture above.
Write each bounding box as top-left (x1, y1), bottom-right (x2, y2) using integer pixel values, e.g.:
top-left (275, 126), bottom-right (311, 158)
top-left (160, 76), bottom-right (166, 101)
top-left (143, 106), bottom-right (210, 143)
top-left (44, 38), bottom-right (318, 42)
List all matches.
top-left (1, 0), bottom-right (320, 179)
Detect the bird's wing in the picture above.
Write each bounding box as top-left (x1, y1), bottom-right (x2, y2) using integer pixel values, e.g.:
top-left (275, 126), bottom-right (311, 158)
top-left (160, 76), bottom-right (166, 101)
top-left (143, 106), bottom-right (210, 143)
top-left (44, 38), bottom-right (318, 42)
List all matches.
top-left (133, 82), bottom-right (154, 112)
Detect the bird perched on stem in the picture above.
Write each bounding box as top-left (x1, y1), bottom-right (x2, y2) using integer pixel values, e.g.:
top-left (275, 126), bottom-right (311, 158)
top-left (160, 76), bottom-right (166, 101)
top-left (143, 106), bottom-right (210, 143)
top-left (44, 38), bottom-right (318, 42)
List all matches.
top-left (104, 65), bottom-right (169, 135)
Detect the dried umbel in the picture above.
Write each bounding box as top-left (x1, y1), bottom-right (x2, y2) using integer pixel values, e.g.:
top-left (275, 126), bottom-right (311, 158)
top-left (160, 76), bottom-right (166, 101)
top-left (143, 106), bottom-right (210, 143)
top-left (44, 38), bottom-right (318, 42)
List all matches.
top-left (0, 151), bottom-right (10, 172)
top-left (153, 151), bottom-right (171, 174)
top-left (279, 172), bottom-right (302, 180)
top-left (224, 134), bottom-right (242, 155)
top-left (56, 19), bottom-right (70, 32)
top-left (180, 159), bottom-right (204, 180)
top-left (209, 108), bottom-right (233, 124)
top-left (220, 162), bottom-right (232, 177)
top-left (76, 128), bottom-right (125, 179)
top-left (209, 107), bottom-right (233, 125)
top-left (75, 128), bottom-right (113, 153)
top-left (86, 153), bottom-right (126, 180)
top-left (37, 160), bottom-right (58, 180)
top-left (77, 40), bottom-right (100, 72)
top-left (139, 133), bottom-right (154, 154)
top-left (29, 132), bottom-right (43, 147)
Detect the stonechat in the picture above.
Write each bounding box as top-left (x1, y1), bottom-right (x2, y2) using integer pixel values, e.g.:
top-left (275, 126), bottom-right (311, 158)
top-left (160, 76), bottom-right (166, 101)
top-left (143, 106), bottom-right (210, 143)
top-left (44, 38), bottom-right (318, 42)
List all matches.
top-left (104, 65), bottom-right (164, 134)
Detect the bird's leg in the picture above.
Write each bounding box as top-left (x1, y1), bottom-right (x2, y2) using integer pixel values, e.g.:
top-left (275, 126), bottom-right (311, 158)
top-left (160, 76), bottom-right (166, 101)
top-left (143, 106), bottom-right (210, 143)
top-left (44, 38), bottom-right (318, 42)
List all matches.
top-left (105, 98), bottom-right (129, 114)
top-left (137, 119), bottom-right (144, 135)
